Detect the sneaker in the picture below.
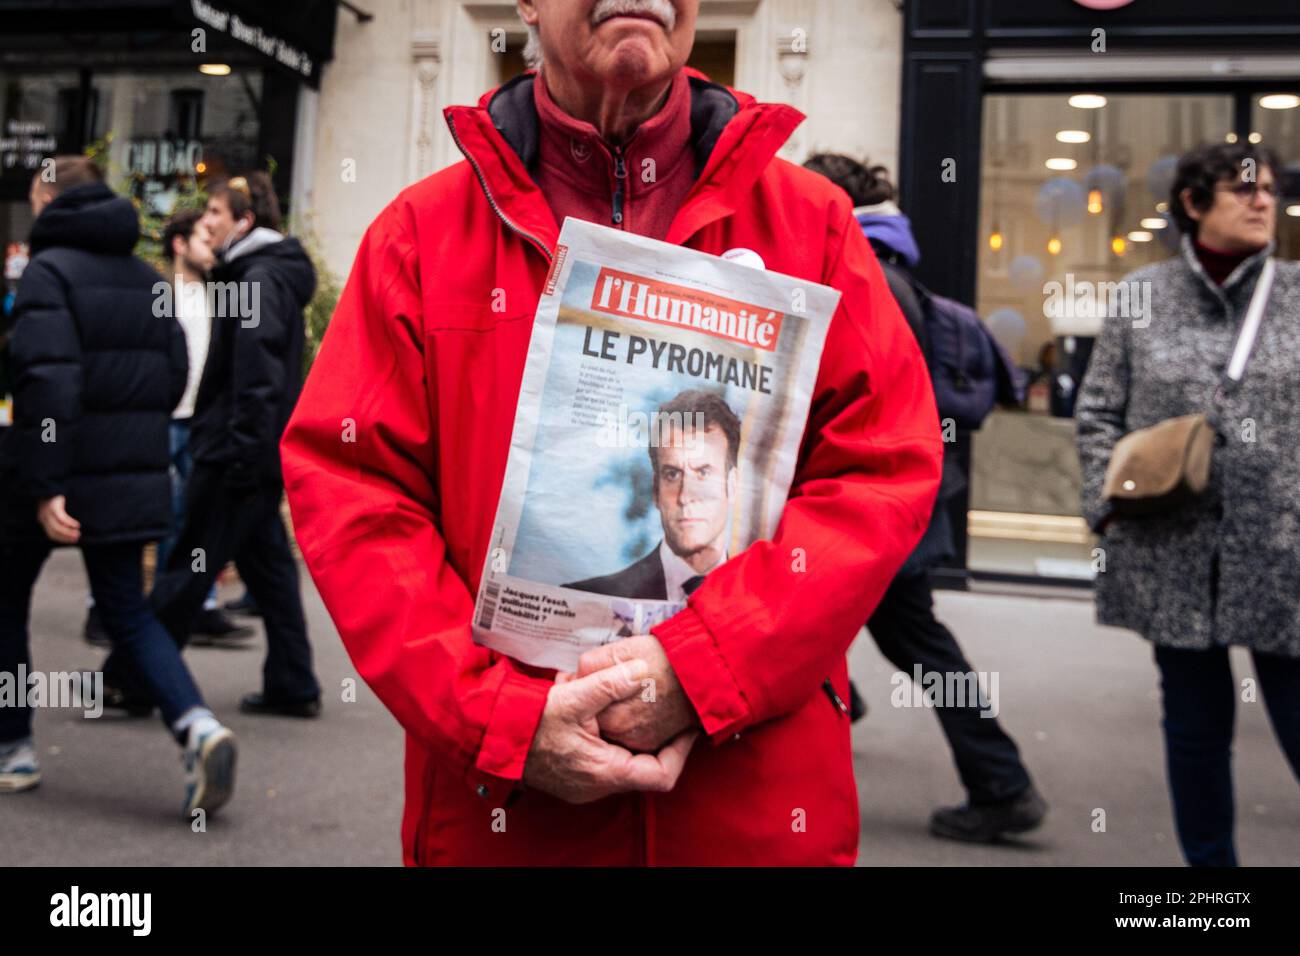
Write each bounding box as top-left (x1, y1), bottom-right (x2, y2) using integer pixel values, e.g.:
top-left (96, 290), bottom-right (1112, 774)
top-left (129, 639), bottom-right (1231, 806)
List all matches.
top-left (239, 691), bottom-right (321, 719)
top-left (223, 593), bottom-right (261, 617)
top-left (0, 739), bottom-right (42, 793)
top-left (189, 608), bottom-right (256, 647)
top-left (182, 719), bottom-right (237, 819)
top-left (83, 607), bottom-right (110, 648)
top-left (929, 785), bottom-right (1048, 844)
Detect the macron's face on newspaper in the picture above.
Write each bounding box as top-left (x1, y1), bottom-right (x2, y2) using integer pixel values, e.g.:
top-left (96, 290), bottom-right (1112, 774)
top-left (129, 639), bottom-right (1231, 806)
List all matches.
top-left (654, 424), bottom-right (736, 561)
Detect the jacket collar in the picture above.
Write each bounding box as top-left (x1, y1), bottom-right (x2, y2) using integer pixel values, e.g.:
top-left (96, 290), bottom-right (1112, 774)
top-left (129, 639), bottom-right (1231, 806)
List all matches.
top-left (533, 68), bottom-right (694, 203)
top-left (1179, 232), bottom-right (1275, 306)
top-left (222, 225), bottom-right (283, 263)
top-left (443, 68), bottom-right (804, 258)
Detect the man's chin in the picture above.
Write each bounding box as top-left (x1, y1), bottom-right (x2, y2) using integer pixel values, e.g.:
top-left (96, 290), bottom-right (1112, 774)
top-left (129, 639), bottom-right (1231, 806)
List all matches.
top-left (666, 535), bottom-right (723, 563)
top-left (589, 40), bottom-right (671, 87)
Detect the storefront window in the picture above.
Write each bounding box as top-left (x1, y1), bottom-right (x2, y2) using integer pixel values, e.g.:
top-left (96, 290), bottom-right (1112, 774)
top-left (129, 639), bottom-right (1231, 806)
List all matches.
top-left (95, 69), bottom-right (262, 216)
top-left (1, 67), bottom-right (263, 253)
top-left (971, 92), bottom-right (1234, 577)
top-left (1252, 91), bottom-right (1300, 259)
top-left (1, 70), bottom-right (81, 245)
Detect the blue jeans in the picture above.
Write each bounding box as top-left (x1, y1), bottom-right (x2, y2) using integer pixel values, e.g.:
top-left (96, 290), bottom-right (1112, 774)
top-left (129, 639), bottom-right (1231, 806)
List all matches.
top-left (0, 540), bottom-right (206, 744)
top-left (1154, 644), bottom-right (1300, 866)
top-left (157, 419), bottom-right (216, 607)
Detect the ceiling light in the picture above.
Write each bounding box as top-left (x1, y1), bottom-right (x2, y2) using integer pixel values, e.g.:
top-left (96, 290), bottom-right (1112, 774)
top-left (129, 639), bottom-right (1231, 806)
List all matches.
top-left (1045, 157), bottom-right (1078, 171)
top-left (1259, 94), bottom-right (1300, 110)
top-left (1140, 217), bottom-right (1167, 229)
top-left (1248, 132), bottom-right (1263, 143)
top-left (199, 63), bottom-right (231, 76)
top-left (1068, 94), bottom-right (1107, 109)
top-left (1286, 205), bottom-right (1300, 217)
top-left (1056, 130), bottom-right (1091, 143)
top-left (1127, 231), bottom-right (1154, 242)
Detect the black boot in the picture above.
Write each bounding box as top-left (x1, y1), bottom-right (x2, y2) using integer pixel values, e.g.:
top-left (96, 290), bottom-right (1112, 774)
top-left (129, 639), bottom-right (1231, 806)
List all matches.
top-left (929, 786), bottom-right (1048, 843)
top-left (189, 608), bottom-right (256, 647)
top-left (83, 606), bottom-right (110, 648)
top-left (848, 680), bottom-right (868, 723)
top-left (223, 592), bottom-right (262, 617)
top-left (239, 692), bottom-right (321, 719)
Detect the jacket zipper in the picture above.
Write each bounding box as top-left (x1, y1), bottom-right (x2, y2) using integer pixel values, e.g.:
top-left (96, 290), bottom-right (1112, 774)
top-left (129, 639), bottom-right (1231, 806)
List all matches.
top-left (446, 115), bottom-right (554, 263)
top-left (611, 146), bottom-right (627, 228)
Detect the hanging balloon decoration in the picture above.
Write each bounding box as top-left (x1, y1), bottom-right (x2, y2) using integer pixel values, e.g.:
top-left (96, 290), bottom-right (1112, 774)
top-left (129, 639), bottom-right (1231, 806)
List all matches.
top-left (1009, 255), bottom-right (1045, 292)
top-left (1036, 178), bottom-right (1086, 257)
top-left (985, 308), bottom-right (1028, 353)
top-left (1035, 178), bottom-right (1088, 227)
top-left (1146, 154), bottom-right (1179, 205)
top-left (1083, 164), bottom-right (1126, 217)
top-left (1156, 212), bottom-right (1182, 253)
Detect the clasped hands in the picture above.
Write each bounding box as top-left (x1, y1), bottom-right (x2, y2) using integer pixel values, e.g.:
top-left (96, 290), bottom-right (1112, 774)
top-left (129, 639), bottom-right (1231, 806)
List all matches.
top-left (522, 635), bottom-right (701, 804)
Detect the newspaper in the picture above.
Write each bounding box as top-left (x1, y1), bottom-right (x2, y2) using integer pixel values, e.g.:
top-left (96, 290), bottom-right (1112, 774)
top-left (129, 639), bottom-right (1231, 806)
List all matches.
top-left (472, 217), bottom-right (841, 671)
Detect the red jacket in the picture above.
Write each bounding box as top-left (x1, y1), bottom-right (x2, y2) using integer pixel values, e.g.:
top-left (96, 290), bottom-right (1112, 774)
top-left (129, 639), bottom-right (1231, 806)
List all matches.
top-left (280, 70), bottom-right (942, 866)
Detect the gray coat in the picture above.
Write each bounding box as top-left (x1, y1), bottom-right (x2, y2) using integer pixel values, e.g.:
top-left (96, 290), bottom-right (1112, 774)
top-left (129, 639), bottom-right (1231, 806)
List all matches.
top-left (1076, 236), bottom-right (1300, 659)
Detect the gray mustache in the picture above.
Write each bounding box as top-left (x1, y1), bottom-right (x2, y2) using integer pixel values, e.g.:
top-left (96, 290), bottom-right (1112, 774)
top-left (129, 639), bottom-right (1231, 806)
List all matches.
top-left (591, 0), bottom-right (678, 31)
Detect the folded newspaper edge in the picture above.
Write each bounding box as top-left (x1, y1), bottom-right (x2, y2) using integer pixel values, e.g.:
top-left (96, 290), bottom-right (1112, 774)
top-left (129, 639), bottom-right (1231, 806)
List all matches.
top-left (473, 217), bottom-right (842, 671)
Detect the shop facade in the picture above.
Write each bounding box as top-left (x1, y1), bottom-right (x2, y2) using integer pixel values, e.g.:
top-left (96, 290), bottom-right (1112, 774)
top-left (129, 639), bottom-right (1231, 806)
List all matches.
top-left (0, 0), bottom-right (339, 252)
top-left (302, 0), bottom-right (908, 278)
top-left (899, 0), bottom-right (1300, 586)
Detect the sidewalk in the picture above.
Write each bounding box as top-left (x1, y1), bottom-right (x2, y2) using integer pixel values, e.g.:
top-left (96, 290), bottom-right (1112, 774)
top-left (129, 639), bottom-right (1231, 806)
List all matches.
top-left (2, 550), bottom-right (1296, 866)
top-left (851, 587), bottom-right (1300, 866)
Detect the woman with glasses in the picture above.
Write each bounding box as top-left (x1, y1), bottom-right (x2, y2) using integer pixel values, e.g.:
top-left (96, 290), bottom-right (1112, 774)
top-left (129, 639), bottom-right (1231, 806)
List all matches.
top-left (1077, 142), bottom-right (1300, 866)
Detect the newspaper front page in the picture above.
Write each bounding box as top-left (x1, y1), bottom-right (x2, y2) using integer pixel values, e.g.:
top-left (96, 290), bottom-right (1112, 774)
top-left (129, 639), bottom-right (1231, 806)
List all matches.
top-left (473, 217), bottom-right (841, 671)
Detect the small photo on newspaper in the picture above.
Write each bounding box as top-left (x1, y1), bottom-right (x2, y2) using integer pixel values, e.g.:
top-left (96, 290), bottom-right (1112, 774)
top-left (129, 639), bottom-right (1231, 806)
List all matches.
top-left (473, 217), bottom-right (841, 671)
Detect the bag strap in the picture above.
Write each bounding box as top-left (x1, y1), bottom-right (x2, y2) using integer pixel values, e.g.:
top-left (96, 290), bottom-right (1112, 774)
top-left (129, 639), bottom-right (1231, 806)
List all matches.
top-left (1217, 257), bottom-right (1275, 401)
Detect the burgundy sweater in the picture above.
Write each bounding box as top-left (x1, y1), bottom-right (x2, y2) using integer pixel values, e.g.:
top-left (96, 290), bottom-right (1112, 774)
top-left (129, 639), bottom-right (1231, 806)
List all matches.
top-left (531, 70), bottom-right (696, 242)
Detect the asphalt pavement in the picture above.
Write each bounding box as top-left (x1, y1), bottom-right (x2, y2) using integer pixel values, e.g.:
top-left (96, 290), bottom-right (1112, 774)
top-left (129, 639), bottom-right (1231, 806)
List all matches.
top-left (2, 549), bottom-right (1296, 866)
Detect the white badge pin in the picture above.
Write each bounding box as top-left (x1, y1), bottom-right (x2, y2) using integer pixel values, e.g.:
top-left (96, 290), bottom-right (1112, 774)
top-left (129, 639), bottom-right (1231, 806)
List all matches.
top-left (721, 247), bottom-right (766, 271)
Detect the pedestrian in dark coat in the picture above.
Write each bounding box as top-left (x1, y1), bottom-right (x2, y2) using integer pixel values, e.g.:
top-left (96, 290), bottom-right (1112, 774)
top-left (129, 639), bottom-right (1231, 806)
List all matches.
top-left (1076, 141), bottom-right (1300, 866)
top-left (804, 153), bottom-right (1047, 844)
top-left (0, 156), bottom-right (236, 815)
top-left (120, 171), bottom-right (322, 717)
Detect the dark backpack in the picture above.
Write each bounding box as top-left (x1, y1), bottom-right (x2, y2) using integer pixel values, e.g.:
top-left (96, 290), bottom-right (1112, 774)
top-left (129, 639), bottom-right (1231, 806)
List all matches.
top-left (908, 279), bottom-right (1022, 430)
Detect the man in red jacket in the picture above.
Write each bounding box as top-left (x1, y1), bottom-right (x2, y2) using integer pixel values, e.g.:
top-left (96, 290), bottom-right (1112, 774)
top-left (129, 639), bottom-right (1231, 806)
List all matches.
top-left (280, 0), bottom-right (942, 865)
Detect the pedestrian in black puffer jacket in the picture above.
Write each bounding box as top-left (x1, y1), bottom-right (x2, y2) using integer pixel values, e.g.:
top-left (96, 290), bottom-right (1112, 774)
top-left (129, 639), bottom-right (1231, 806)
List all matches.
top-left (0, 157), bottom-right (237, 815)
top-left (0, 181), bottom-right (185, 542)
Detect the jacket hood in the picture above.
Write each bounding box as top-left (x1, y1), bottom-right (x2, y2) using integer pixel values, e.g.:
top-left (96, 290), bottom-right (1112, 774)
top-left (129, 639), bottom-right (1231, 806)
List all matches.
top-left (29, 182), bottom-right (140, 256)
top-left (220, 232), bottom-right (316, 310)
top-left (854, 204), bottom-right (921, 269)
top-left (222, 225), bottom-right (285, 262)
